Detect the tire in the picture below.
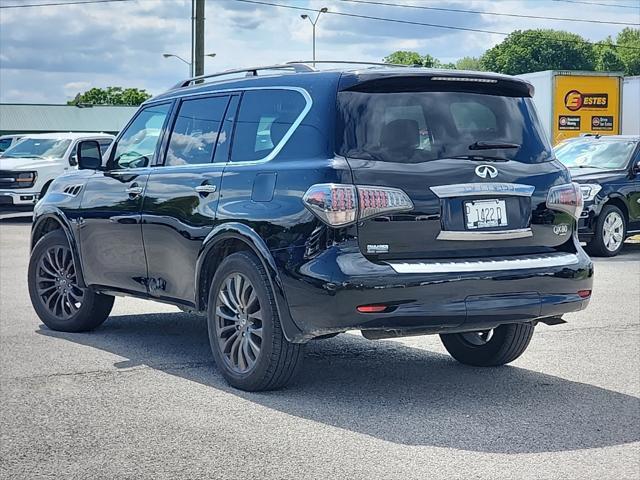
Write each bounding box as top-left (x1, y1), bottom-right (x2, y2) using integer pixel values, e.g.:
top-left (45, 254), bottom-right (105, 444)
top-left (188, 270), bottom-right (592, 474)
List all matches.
top-left (207, 251), bottom-right (303, 391)
top-left (28, 230), bottom-right (114, 332)
top-left (440, 323), bottom-right (534, 367)
top-left (586, 205), bottom-right (626, 257)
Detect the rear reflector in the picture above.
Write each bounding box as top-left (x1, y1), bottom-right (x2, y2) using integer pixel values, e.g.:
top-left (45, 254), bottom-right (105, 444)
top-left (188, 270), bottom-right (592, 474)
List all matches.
top-left (303, 183), bottom-right (413, 227)
top-left (357, 305), bottom-right (388, 313)
top-left (577, 290), bottom-right (592, 298)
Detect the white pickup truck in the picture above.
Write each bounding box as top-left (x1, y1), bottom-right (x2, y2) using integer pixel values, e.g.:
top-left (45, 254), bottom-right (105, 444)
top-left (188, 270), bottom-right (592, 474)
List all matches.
top-left (0, 132), bottom-right (113, 209)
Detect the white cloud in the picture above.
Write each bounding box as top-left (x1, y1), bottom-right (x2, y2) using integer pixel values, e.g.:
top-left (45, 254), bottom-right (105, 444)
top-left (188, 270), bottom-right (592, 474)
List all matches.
top-left (0, 0), bottom-right (637, 103)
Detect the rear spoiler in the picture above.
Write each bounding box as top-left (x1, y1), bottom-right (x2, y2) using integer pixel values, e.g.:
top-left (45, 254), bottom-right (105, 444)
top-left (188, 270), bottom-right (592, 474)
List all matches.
top-left (339, 72), bottom-right (534, 98)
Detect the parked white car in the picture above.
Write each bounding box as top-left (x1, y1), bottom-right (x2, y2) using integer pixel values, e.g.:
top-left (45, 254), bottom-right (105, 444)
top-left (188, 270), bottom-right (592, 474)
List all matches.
top-left (0, 132), bottom-right (113, 208)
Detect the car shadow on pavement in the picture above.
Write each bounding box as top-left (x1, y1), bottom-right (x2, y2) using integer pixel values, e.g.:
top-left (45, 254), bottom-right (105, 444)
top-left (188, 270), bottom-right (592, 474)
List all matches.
top-left (596, 240), bottom-right (640, 261)
top-left (37, 312), bottom-right (640, 454)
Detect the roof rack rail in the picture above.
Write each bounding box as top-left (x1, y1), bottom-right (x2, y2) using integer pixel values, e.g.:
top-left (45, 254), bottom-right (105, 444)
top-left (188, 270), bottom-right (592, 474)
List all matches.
top-left (172, 63), bottom-right (316, 89)
top-left (286, 60), bottom-right (415, 68)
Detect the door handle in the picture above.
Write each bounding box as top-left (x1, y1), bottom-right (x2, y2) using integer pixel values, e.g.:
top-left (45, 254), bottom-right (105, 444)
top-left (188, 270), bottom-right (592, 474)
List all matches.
top-left (195, 184), bottom-right (217, 194)
top-left (125, 185), bottom-right (143, 196)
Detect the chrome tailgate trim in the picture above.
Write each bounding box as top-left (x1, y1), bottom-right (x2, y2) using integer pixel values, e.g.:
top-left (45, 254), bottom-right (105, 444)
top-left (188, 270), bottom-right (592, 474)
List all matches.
top-left (437, 228), bottom-right (533, 241)
top-left (386, 252), bottom-right (580, 274)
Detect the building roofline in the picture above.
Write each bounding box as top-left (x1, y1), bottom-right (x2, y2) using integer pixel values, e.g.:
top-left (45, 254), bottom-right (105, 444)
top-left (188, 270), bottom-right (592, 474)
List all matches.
top-left (0, 103), bottom-right (140, 107)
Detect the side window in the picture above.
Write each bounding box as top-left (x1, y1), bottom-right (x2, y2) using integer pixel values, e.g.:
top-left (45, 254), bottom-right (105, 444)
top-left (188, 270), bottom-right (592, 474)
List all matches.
top-left (0, 138), bottom-right (12, 152)
top-left (112, 103), bottom-right (171, 169)
top-left (165, 96), bottom-right (230, 166)
top-left (230, 89), bottom-right (306, 162)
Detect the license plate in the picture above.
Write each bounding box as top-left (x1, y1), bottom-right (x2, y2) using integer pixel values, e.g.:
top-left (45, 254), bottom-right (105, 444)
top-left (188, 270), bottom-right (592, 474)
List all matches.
top-left (465, 199), bottom-right (507, 229)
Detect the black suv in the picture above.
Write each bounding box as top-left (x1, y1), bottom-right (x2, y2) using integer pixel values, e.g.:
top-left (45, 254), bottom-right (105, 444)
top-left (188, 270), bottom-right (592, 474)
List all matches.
top-left (555, 135), bottom-right (640, 257)
top-left (28, 63), bottom-right (593, 391)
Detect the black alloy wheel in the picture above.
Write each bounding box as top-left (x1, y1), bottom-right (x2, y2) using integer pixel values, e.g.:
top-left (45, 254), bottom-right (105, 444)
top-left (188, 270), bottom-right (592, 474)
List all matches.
top-left (28, 230), bottom-right (114, 332)
top-left (215, 272), bottom-right (264, 374)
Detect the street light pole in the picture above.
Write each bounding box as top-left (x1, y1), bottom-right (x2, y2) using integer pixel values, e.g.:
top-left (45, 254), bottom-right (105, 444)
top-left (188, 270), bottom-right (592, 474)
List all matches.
top-left (163, 53), bottom-right (217, 78)
top-left (300, 7), bottom-right (328, 68)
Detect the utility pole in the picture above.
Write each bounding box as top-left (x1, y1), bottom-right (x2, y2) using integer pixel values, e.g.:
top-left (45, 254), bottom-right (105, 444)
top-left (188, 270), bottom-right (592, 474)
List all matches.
top-left (194, 0), bottom-right (205, 77)
top-left (190, 0), bottom-right (194, 77)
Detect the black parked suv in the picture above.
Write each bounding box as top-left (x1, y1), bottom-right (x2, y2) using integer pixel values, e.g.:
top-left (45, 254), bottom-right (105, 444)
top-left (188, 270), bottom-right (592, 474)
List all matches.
top-left (28, 63), bottom-right (593, 391)
top-left (554, 135), bottom-right (640, 257)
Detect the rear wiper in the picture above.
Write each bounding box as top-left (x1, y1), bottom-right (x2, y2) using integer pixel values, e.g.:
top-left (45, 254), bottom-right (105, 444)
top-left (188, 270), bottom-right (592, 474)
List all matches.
top-left (449, 155), bottom-right (510, 162)
top-left (469, 141), bottom-right (520, 150)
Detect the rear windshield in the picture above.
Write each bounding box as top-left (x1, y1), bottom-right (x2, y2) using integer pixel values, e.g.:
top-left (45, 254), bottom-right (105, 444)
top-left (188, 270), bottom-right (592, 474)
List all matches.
top-left (336, 91), bottom-right (552, 164)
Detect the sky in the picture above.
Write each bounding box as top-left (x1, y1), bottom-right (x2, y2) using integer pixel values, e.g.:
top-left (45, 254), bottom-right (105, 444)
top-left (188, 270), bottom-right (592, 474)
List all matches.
top-left (0, 0), bottom-right (638, 104)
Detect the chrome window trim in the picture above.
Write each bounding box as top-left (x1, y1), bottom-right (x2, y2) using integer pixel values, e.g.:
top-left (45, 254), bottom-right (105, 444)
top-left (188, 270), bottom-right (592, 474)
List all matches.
top-left (386, 252), bottom-right (579, 274)
top-left (430, 183), bottom-right (535, 198)
top-left (149, 86), bottom-right (313, 168)
top-left (437, 228), bottom-right (533, 241)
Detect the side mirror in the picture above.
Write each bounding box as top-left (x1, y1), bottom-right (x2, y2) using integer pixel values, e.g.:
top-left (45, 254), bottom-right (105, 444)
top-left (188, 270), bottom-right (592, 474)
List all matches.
top-left (77, 140), bottom-right (103, 170)
top-left (633, 159), bottom-right (640, 175)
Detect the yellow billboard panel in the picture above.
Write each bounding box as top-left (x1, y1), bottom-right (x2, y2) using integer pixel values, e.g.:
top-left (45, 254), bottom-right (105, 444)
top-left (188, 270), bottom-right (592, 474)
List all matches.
top-left (553, 75), bottom-right (621, 145)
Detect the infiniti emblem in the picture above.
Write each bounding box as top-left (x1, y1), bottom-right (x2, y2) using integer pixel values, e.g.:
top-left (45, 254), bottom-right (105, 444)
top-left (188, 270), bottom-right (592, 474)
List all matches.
top-left (475, 164), bottom-right (498, 179)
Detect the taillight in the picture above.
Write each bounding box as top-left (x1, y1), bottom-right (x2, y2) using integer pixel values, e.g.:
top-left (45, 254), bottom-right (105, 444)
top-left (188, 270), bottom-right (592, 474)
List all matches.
top-left (546, 182), bottom-right (583, 220)
top-left (302, 183), bottom-right (413, 227)
top-left (357, 186), bottom-right (414, 221)
top-left (302, 184), bottom-right (357, 226)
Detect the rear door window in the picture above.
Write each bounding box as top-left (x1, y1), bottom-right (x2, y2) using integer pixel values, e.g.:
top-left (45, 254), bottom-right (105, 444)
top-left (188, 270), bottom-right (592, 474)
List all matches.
top-left (165, 95), bottom-right (231, 166)
top-left (230, 89), bottom-right (306, 162)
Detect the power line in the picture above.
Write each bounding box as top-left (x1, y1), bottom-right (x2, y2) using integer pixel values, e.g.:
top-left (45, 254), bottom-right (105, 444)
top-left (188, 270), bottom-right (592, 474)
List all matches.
top-left (550, 0), bottom-right (640, 9)
top-left (338, 0), bottom-right (639, 26)
top-left (0, 0), bottom-right (131, 8)
top-left (234, 0), bottom-right (640, 51)
top-left (235, 0), bottom-right (517, 35)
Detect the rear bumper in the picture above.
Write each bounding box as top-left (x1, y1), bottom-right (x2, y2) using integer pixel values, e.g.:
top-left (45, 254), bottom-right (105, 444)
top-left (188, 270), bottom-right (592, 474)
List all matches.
top-left (274, 239), bottom-right (593, 342)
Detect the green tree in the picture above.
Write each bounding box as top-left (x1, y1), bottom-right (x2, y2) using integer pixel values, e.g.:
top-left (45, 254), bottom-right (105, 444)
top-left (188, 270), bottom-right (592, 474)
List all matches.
top-left (67, 86), bottom-right (151, 106)
top-left (594, 37), bottom-right (625, 72)
top-left (616, 27), bottom-right (640, 75)
top-left (455, 56), bottom-right (485, 71)
top-left (383, 51), bottom-right (453, 68)
top-left (480, 29), bottom-right (595, 75)
top-left (383, 50), bottom-right (427, 66)
top-left (420, 53), bottom-right (440, 68)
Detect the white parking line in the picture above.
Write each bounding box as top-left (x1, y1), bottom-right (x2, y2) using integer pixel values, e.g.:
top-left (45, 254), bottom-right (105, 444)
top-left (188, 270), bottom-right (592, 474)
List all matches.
top-left (0, 211), bottom-right (33, 221)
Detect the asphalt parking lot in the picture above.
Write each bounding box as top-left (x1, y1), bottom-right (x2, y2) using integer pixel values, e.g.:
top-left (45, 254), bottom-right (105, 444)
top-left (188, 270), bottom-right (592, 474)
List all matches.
top-left (1, 218), bottom-right (639, 480)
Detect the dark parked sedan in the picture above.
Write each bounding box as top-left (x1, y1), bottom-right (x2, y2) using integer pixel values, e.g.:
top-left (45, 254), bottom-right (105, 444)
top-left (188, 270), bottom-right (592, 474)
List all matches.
top-left (555, 135), bottom-right (640, 256)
